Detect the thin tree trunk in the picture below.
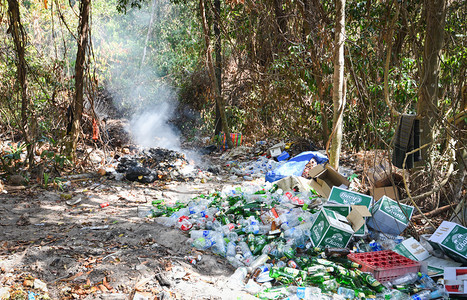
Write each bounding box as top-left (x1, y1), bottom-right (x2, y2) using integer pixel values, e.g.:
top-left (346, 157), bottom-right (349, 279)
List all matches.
top-left (7, 0), bottom-right (36, 167)
top-left (417, 0), bottom-right (446, 162)
top-left (214, 0), bottom-right (222, 136)
top-left (141, 0), bottom-right (157, 67)
top-left (329, 0), bottom-right (346, 169)
top-left (199, 0), bottom-right (233, 148)
top-left (70, 0), bottom-right (91, 161)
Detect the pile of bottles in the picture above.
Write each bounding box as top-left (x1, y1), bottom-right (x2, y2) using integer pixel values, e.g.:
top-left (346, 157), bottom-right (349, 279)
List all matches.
top-left (226, 155), bottom-right (286, 180)
top-left (151, 182), bottom-right (448, 300)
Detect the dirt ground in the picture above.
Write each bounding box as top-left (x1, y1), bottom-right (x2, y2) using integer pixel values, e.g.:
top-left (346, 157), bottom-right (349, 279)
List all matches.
top-left (0, 166), bottom-right (260, 299)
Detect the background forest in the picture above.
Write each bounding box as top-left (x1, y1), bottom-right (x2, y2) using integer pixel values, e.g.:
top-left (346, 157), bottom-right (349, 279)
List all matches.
top-left (0, 0), bottom-right (465, 207)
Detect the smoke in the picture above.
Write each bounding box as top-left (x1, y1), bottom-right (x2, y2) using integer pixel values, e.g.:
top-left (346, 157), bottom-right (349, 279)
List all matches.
top-left (92, 1), bottom-right (182, 151)
top-left (127, 87), bottom-right (181, 150)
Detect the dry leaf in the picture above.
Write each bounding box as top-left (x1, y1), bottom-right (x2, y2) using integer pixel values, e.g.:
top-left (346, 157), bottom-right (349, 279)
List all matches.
top-left (98, 284), bottom-right (108, 292)
top-left (61, 271), bottom-right (83, 282)
top-left (103, 277), bottom-right (113, 290)
top-left (134, 277), bottom-right (152, 291)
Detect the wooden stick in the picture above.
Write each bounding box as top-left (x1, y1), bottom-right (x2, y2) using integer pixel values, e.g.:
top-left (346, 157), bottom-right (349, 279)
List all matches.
top-left (412, 203), bottom-right (456, 220)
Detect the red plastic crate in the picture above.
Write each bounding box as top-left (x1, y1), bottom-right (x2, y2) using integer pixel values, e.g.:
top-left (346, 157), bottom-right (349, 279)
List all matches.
top-left (348, 250), bottom-right (421, 283)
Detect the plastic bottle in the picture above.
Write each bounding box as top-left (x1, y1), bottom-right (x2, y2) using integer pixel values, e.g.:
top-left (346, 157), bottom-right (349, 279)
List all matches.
top-left (211, 234), bottom-right (226, 256)
top-left (228, 267), bottom-right (248, 288)
top-left (417, 272), bottom-right (437, 290)
top-left (410, 288), bottom-right (448, 300)
top-left (192, 237), bottom-right (213, 250)
top-left (379, 289), bottom-right (410, 300)
top-left (337, 286), bottom-right (356, 299)
top-left (389, 273), bottom-right (419, 287)
top-left (247, 254), bottom-right (269, 272)
top-left (238, 241), bottom-right (254, 265)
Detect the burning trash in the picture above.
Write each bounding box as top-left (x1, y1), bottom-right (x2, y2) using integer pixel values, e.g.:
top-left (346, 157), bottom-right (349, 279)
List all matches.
top-left (115, 147), bottom-right (192, 183)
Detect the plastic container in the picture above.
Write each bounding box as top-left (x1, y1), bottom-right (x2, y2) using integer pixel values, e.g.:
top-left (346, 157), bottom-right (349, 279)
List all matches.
top-left (348, 250), bottom-right (421, 282)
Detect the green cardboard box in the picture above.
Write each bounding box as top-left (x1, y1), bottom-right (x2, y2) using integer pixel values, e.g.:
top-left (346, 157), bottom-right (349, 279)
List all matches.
top-left (367, 195), bottom-right (414, 235)
top-left (328, 186), bottom-right (373, 208)
top-left (310, 208), bottom-right (354, 249)
top-left (428, 221), bottom-right (467, 264)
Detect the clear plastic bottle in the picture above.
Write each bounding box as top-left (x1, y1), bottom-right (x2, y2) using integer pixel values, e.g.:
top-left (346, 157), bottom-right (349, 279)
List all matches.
top-left (379, 289), bottom-right (410, 300)
top-left (389, 273), bottom-right (419, 287)
top-left (418, 272), bottom-right (437, 290)
top-left (192, 237), bottom-right (213, 250)
top-left (227, 267), bottom-right (248, 288)
top-left (211, 234), bottom-right (226, 256)
top-left (410, 288), bottom-right (448, 300)
top-left (238, 241), bottom-right (253, 265)
top-left (337, 286), bottom-right (356, 299)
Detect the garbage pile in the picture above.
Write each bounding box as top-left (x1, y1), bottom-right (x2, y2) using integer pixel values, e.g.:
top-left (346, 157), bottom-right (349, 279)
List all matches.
top-left (226, 155), bottom-right (286, 181)
top-left (114, 147), bottom-right (192, 183)
top-left (146, 177), bottom-right (466, 300)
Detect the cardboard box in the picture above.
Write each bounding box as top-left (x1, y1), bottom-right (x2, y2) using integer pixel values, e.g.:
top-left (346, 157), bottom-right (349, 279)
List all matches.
top-left (444, 267), bottom-right (467, 296)
top-left (328, 186), bottom-right (373, 208)
top-left (373, 173), bottom-right (403, 188)
top-left (366, 162), bottom-right (392, 186)
top-left (392, 237), bottom-right (462, 276)
top-left (393, 237), bottom-right (431, 261)
top-left (369, 185), bottom-right (400, 201)
top-left (428, 221), bottom-right (467, 264)
top-left (268, 142), bottom-right (285, 158)
top-left (367, 196), bottom-right (414, 236)
top-left (309, 208), bottom-right (354, 248)
top-left (323, 204), bottom-right (370, 237)
top-left (307, 164), bottom-right (350, 198)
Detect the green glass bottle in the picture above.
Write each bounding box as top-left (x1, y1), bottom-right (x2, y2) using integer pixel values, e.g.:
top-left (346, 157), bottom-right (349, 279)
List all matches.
top-left (251, 235), bottom-right (268, 255)
top-left (283, 245), bottom-right (296, 259)
top-left (336, 265), bottom-right (357, 278)
top-left (310, 257), bottom-right (338, 268)
top-left (269, 184), bottom-right (279, 193)
top-left (355, 270), bottom-right (385, 293)
top-left (307, 274), bottom-right (333, 284)
top-left (296, 257), bottom-right (312, 269)
top-left (324, 247), bottom-right (351, 258)
top-left (284, 267), bottom-right (309, 279)
top-left (394, 284), bottom-right (422, 294)
top-left (331, 257), bottom-right (362, 269)
top-left (307, 265), bottom-right (334, 274)
top-left (269, 268), bottom-right (295, 280)
top-left (319, 278), bottom-right (338, 292)
top-left (336, 274), bottom-right (359, 288)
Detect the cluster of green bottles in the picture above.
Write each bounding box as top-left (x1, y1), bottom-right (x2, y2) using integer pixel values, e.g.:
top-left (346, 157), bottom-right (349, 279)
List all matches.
top-left (261, 247), bottom-right (386, 299)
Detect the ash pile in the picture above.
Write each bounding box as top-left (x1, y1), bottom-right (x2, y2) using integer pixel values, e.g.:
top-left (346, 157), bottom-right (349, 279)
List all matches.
top-left (115, 147), bottom-right (193, 183)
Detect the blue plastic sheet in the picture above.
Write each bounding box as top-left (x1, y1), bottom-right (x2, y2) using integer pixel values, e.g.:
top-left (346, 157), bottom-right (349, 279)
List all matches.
top-left (265, 151), bottom-right (328, 182)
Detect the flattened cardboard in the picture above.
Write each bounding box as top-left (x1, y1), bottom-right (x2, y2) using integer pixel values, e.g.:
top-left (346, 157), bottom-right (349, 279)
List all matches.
top-left (307, 164), bottom-right (349, 198)
top-left (347, 205), bottom-right (372, 232)
top-left (393, 237), bottom-right (431, 261)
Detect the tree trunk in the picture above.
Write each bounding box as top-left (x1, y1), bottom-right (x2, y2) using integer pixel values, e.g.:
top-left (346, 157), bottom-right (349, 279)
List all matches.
top-left (141, 0), bottom-right (157, 67)
top-left (417, 0), bottom-right (446, 162)
top-left (214, 0), bottom-right (223, 136)
top-left (329, 0), bottom-right (346, 169)
top-left (69, 0), bottom-right (91, 161)
top-left (7, 0), bottom-right (36, 167)
top-left (199, 0), bottom-right (233, 149)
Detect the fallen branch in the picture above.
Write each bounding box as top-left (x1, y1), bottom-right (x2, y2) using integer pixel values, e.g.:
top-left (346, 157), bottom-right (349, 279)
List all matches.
top-left (412, 203), bottom-right (456, 220)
